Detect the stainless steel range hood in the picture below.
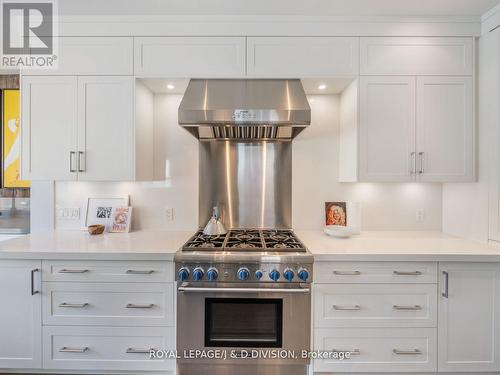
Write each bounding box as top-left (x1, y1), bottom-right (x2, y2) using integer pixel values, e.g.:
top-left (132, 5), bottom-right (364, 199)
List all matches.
top-left (178, 79), bottom-right (311, 140)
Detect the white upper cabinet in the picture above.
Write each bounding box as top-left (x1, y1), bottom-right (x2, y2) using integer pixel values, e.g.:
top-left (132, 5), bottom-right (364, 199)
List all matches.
top-left (24, 37), bottom-right (133, 75)
top-left (438, 263), bottom-right (500, 372)
top-left (247, 37), bottom-right (359, 77)
top-left (359, 76), bottom-right (416, 182)
top-left (0, 260), bottom-right (42, 369)
top-left (134, 37), bottom-right (246, 77)
top-left (22, 75), bottom-right (135, 181)
top-left (360, 37), bottom-right (473, 76)
top-left (416, 76), bottom-right (474, 182)
top-left (77, 76), bottom-right (134, 181)
top-left (21, 76), bottom-right (78, 181)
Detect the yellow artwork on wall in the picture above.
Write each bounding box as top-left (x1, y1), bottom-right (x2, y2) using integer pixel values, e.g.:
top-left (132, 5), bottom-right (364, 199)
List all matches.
top-left (3, 90), bottom-right (30, 188)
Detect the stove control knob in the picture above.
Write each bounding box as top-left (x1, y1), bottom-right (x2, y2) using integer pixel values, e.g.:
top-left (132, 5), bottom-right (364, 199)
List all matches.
top-left (178, 267), bottom-right (190, 282)
top-left (207, 268), bottom-right (218, 281)
top-left (269, 269), bottom-right (280, 282)
top-left (192, 267), bottom-right (204, 281)
top-left (298, 268), bottom-right (309, 282)
top-left (284, 268), bottom-right (294, 282)
top-left (237, 267), bottom-right (250, 281)
top-left (255, 270), bottom-right (263, 280)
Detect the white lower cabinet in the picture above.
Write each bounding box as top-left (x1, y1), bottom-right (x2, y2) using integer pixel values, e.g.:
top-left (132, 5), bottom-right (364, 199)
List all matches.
top-left (438, 263), bottom-right (500, 372)
top-left (43, 325), bottom-right (175, 371)
top-left (0, 260), bottom-right (42, 369)
top-left (314, 327), bottom-right (437, 373)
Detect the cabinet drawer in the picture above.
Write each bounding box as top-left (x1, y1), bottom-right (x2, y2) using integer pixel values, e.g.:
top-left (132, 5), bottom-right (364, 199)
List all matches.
top-left (42, 260), bottom-right (173, 282)
top-left (313, 327), bottom-right (437, 373)
top-left (314, 262), bottom-right (437, 284)
top-left (24, 37), bottom-right (133, 75)
top-left (360, 37), bottom-right (473, 76)
top-left (314, 284), bottom-right (437, 328)
top-left (134, 36), bottom-right (246, 77)
top-left (247, 37), bottom-right (359, 77)
top-left (43, 326), bottom-right (175, 371)
top-left (42, 282), bottom-right (174, 326)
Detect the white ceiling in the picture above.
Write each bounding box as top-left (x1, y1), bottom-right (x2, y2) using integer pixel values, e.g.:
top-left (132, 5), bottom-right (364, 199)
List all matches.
top-left (59, 0), bottom-right (500, 17)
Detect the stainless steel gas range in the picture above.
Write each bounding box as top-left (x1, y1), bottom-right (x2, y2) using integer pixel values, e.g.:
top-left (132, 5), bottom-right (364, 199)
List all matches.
top-left (175, 229), bottom-right (313, 375)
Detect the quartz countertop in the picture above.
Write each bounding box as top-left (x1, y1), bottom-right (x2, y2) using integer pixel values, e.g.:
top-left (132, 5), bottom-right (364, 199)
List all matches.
top-left (0, 229), bottom-right (499, 262)
top-left (0, 230), bottom-right (193, 260)
top-left (296, 230), bottom-right (500, 262)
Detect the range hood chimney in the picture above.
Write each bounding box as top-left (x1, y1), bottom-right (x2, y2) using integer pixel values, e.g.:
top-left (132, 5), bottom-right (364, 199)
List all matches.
top-left (178, 79), bottom-right (311, 140)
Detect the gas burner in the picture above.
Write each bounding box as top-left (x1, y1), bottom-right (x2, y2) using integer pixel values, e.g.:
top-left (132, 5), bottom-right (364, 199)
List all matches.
top-left (231, 242), bottom-right (257, 249)
top-left (234, 232), bottom-right (256, 242)
top-left (270, 233), bottom-right (292, 242)
top-left (201, 242), bottom-right (216, 248)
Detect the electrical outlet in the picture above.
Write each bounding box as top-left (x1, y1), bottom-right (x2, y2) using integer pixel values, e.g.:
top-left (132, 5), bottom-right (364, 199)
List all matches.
top-left (165, 207), bottom-right (174, 221)
top-left (415, 209), bottom-right (425, 223)
top-left (57, 207), bottom-right (80, 220)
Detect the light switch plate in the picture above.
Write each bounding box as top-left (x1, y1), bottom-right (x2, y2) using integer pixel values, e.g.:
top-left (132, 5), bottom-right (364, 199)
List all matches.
top-left (57, 207), bottom-right (80, 220)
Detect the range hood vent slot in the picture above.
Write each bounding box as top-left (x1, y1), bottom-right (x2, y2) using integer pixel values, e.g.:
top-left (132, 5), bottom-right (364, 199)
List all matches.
top-left (197, 125), bottom-right (297, 140)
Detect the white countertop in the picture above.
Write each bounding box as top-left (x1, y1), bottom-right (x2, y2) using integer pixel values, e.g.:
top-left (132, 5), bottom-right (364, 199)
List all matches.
top-left (297, 230), bottom-right (500, 262)
top-left (0, 229), bottom-right (499, 262)
top-left (0, 230), bottom-right (193, 260)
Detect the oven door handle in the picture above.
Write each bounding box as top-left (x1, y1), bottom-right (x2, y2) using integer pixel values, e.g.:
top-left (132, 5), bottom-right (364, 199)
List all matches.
top-left (177, 286), bottom-right (310, 294)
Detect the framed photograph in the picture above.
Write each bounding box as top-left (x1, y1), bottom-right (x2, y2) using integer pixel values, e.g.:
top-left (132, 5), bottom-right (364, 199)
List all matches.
top-left (85, 196), bottom-right (129, 228)
top-left (109, 207), bottom-right (133, 233)
top-left (325, 202), bottom-right (347, 226)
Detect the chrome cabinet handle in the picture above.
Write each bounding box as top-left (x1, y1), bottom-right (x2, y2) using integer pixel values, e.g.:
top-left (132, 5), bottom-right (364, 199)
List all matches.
top-left (410, 152), bottom-right (416, 174)
top-left (393, 271), bottom-right (422, 276)
top-left (58, 269), bottom-right (89, 274)
top-left (333, 349), bottom-right (360, 356)
top-left (333, 271), bottom-right (361, 276)
top-left (69, 151), bottom-right (76, 172)
top-left (126, 303), bottom-right (155, 309)
top-left (333, 305), bottom-right (361, 311)
top-left (126, 348), bottom-right (155, 354)
top-left (59, 302), bottom-right (89, 308)
top-left (31, 268), bottom-right (39, 295)
top-left (59, 347), bottom-right (89, 353)
top-left (78, 151), bottom-right (85, 172)
top-left (126, 270), bottom-right (155, 274)
top-left (393, 304), bottom-right (422, 310)
top-left (442, 271), bottom-right (449, 298)
top-left (393, 349), bottom-right (422, 355)
top-left (418, 152), bottom-right (425, 174)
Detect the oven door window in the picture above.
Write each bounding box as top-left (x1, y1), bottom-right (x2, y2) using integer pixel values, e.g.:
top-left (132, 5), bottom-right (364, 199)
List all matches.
top-left (205, 298), bottom-right (283, 348)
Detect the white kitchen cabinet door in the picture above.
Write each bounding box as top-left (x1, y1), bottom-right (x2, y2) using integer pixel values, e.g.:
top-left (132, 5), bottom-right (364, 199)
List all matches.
top-left (416, 77), bottom-right (474, 182)
top-left (134, 37), bottom-right (246, 77)
top-left (0, 260), bottom-right (41, 369)
top-left (438, 263), bottom-right (500, 372)
top-left (23, 37), bottom-right (133, 76)
top-left (21, 76), bottom-right (78, 181)
top-left (247, 37), bottom-right (359, 77)
top-left (360, 37), bottom-right (473, 76)
top-left (77, 76), bottom-right (134, 181)
top-left (359, 76), bottom-right (416, 182)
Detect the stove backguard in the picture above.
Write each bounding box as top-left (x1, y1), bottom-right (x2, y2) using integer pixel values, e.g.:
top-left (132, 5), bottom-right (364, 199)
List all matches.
top-left (199, 141), bottom-right (291, 229)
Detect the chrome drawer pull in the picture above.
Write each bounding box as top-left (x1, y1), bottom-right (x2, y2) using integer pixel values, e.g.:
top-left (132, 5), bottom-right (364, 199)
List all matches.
top-left (393, 304), bottom-right (422, 311)
top-left (393, 349), bottom-right (422, 355)
top-left (393, 271), bottom-right (422, 276)
top-left (126, 270), bottom-right (155, 274)
top-left (333, 305), bottom-right (361, 311)
top-left (59, 346), bottom-right (89, 353)
top-left (333, 349), bottom-right (360, 356)
top-left (59, 302), bottom-right (89, 308)
top-left (126, 347), bottom-right (155, 354)
top-left (59, 269), bottom-right (89, 274)
top-left (126, 303), bottom-right (155, 309)
top-left (333, 271), bottom-right (361, 276)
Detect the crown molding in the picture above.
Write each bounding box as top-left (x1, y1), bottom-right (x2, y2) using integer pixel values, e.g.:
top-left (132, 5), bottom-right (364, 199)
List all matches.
top-left (481, 3), bottom-right (500, 33)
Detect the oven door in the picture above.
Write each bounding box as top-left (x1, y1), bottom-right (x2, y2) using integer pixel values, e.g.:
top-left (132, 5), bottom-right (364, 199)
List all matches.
top-left (176, 282), bottom-right (311, 366)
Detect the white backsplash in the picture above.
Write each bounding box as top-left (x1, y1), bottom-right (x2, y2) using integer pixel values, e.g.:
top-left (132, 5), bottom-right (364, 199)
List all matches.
top-left (55, 94), bottom-right (442, 231)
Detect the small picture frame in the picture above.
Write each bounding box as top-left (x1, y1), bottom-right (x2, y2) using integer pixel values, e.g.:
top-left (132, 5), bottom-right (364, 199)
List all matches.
top-left (325, 202), bottom-right (347, 226)
top-left (109, 207), bottom-right (132, 233)
top-left (85, 196), bottom-right (129, 229)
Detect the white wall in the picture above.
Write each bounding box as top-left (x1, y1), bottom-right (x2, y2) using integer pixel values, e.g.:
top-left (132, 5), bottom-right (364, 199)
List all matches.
top-left (55, 93), bottom-right (443, 232)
